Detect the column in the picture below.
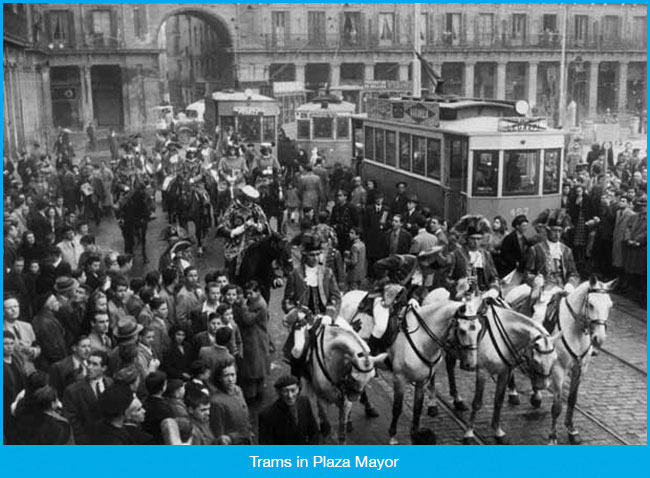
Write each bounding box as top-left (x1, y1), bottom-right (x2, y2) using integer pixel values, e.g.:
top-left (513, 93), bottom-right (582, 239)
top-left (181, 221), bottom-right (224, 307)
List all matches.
top-left (528, 61), bottom-right (538, 108)
top-left (398, 62), bottom-right (410, 82)
top-left (330, 62), bottom-right (341, 88)
top-left (617, 61), bottom-right (628, 114)
top-left (295, 62), bottom-right (306, 85)
top-left (81, 65), bottom-right (94, 124)
top-left (464, 62), bottom-right (475, 97)
top-left (496, 61), bottom-right (507, 100)
top-left (364, 63), bottom-right (374, 82)
top-left (588, 61), bottom-right (599, 118)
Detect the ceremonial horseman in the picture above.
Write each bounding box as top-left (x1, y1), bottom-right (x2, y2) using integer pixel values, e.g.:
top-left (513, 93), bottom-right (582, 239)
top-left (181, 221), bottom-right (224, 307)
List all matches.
top-left (216, 144), bottom-right (249, 217)
top-left (252, 144), bottom-right (284, 231)
top-left (217, 185), bottom-right (271, 279)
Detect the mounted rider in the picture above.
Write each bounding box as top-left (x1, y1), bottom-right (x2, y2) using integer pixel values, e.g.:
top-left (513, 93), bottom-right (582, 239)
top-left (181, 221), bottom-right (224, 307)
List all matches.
top-left (216, 184), bottom-right (271, 277)
top-left (216, 144), bottom-right (249, 214)
top-left (252, 143), bottom-right (281, 187)
top-left (447, 215), bottom-right (500, 301)
top-left (505, 208), bottom-right (579, 321)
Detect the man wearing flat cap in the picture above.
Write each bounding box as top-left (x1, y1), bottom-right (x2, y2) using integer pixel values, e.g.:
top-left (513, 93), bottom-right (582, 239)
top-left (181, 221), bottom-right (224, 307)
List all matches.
top-left (258, 374), bottom-right (319, 444)
top-left (217, 184), bottom-right (270, 277)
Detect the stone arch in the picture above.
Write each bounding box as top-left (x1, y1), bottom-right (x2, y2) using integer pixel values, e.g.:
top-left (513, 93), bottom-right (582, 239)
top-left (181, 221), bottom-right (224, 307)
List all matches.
top-left (155, 7), bottom-right (234, 48)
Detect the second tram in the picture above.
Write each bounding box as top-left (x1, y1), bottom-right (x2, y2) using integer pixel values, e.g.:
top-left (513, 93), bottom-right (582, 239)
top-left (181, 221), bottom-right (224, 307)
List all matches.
top-left (359, 96), bottom-right (565, 223)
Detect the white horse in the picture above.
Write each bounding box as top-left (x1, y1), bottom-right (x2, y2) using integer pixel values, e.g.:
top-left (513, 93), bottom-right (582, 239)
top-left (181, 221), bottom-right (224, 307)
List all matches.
top-left (288, 312), bottom-right (385, 444)
top-left (339, 288), bottom-right (484, 444)
top-left (536, 276), bottom-right (615, 444)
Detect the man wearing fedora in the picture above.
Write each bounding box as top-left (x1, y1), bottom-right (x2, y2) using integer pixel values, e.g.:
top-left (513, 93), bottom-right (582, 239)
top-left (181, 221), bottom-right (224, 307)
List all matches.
top-left (282, 235), bottom-right (341, 319)
top-left (403, 194), bottom-right (424, 238)
top-left (217, 184), bottom-right (270, 277)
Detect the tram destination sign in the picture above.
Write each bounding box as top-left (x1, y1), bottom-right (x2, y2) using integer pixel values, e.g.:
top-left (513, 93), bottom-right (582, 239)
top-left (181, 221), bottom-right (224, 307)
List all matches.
top-left (367, 98), bottom-right (440, 127)
top-left (498, 117), bottom-right (547, 132)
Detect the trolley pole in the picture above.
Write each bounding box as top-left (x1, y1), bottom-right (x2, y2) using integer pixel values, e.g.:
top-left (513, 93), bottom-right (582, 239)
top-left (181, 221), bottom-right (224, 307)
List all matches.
top-left (558, 4), bottom-right (568, 128)
top-left (412, 3), bottom-right (422, 98)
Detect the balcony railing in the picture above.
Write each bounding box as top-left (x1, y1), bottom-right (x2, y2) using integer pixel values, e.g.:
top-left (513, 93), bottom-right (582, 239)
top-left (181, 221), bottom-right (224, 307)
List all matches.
top-left (241, 31), bottom-right (646, 53)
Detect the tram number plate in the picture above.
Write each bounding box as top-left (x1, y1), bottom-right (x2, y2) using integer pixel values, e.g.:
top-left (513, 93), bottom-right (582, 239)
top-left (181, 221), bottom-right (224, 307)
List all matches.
top-left (510, 207), bottom-right (530, 217)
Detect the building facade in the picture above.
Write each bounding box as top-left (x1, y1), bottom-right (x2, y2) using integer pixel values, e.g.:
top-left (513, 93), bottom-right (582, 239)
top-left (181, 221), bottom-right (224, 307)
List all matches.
top-left (4, 3), bottom-right (646, 152)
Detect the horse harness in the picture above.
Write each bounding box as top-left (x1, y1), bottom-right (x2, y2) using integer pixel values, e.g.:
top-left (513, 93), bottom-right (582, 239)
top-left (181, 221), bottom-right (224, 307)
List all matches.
top-left (559, 287), bottom-right (610, 363)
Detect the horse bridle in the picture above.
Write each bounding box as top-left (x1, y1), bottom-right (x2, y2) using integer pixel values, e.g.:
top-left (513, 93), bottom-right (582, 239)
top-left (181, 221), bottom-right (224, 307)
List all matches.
top-left (560, 287), bottom-right (610, 362)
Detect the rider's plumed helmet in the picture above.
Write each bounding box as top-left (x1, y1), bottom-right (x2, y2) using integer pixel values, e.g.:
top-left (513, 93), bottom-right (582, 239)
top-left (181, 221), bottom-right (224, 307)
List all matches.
top-left (534, 208), bottom-right (572, 229)
top-left (452, 214), bottom-right (492, 238)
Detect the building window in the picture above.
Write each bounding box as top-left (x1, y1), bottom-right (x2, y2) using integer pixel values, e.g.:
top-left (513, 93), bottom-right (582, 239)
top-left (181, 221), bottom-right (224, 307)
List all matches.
top-left (573, 15), bottom-right (588, 45)
top-left (543, 149), bottom-right (561, 194)
top-left (472, 151), bottom-right (499, 197)
top-left (340, 63), bottom-right (364, 83)
top-left (343, 12), bottom-right (361, 46)
top-left (511, 14), bottom-right (527, 42)
top-left (91, 9), bottom-right (113, 47)
top-left (271, 11), bottom-right (288, 48)
top-left (337, 117), bottom-right (350, 140)
top-left (386, 130), bottom-right (396, 167)
top-left (308, 11), bottom-right (326, 46)
top-left (378, 13), bottom-right (395, 46)
top-left (399, 133), bottom-right (411, 171)
top-left (420, 13), bottom-right (429, 44)
top-left (633, 17), bottom-right (647, 46)
top-left (48, 10), bottom-right (72, 44)
top-left (542, 14), bottom-right (557, 32)
top-left (602, 15), bottom-right (620, 43)
top-left (426, 138), bottom-right (441, 179)
top-left (133, 6), bottom-right (147, 39)
top-left (503, 150), bottom-right (539, 196)
top-left (364, 127), bottom-right (374, 160)
top-left (444, 13), bottom-right (461, 46)
top-left (478, 13), bottom-right (494, 46)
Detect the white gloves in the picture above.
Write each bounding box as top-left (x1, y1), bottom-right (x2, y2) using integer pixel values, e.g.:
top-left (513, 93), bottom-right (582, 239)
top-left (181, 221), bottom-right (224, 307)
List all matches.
top-left (482, 288), bottom-right (499, 300)
top-left (563, 283), bottom-right (576, 294)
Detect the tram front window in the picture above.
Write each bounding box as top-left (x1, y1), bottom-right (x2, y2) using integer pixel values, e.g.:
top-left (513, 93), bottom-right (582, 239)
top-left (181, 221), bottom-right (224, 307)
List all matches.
top-left (238, 116), bottom-right (261, 143)
top-left (313, 117), bottom-right (333, 139)
top-left (503, 150), bottom-right (539, 196)
top-left (472, 151), bottom-right (499, 196)
top-left (262, 117), bottom-right (276, 142)
top-left (543, 149), bottom-right (561, 194)
top-left (297, 119), bottom-right (310, 139)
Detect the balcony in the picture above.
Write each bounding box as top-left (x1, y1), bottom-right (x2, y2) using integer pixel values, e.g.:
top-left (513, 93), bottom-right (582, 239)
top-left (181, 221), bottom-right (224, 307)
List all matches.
top-left (242, 33), bottom-right (409, 52)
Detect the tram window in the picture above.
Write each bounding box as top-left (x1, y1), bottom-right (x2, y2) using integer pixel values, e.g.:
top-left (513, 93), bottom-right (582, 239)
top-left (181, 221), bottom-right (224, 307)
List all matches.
top-left (543, 149), bottom-right (561, 194)
top-left (365, 126), bottom-right (374, 160)
top-left (238, 116), bottom-right (261, 143)
top-left (386, 130), bottom-right (396, 166)
top-left (221, 116), bottom-right (235, 135)
top-left (262, 117), bottom-right (276, 143)
top-left (337, 117), bottom-right (349, 139)
top-left (374, 129), bottom-right (385, 163)
top-left (313, 117), bottom-right (334, 139)
top-left (426, 138), bottom-right (441, 179)
top-left (399, 133), bottom-right (411, 171)
top-left (503, 150), bottom-right (539, 196)
top-left (412, 136), bottom-right (426, 176)
top-left (297, 119), bottom-right (310, 139)
top-left (472, 151), bottom-right (499, 197)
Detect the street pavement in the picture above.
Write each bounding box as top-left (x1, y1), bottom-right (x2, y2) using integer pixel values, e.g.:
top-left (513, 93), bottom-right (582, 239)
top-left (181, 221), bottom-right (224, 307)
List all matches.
top-left (93, 183), bottom-right (647, 445)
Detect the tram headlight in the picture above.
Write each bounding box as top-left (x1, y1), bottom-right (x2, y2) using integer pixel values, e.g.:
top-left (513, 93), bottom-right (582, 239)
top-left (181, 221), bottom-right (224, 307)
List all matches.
top-left (515, 100), bottom-right (530, 116)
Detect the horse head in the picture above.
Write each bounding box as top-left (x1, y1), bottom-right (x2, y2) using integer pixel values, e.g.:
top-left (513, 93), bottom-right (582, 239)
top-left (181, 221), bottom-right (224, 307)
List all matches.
top-left (568, 275), bottom-right (616, 348)
top-left (520, 331), bottom-right (560, 391)
top-left (452, 294), bottom-right (484, 371)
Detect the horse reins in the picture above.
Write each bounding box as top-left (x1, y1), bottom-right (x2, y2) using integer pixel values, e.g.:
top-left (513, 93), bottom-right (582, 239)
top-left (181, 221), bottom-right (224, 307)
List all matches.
top-left (560, 288), bottom-right (609, 363)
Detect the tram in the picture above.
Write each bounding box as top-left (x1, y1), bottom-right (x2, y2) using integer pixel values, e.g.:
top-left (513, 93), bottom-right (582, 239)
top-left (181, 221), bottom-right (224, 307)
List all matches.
top-left (359, 96), bottom-right (565, 223)
top-left (330, 80), bottom-right (412, 114)
top-left (204, 90), bottom-right (280, 150)
top-left (293, 94), bottom-right (357, 167)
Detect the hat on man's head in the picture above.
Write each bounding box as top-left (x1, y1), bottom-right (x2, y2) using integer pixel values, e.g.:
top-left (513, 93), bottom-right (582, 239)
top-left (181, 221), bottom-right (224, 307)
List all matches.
top-left (114, 315), bottom-right (144, 340)
top-left (452, 214), bottom-right (492, 238)
top-left (511, 214), bottom-right (529, 229)
top-left (170, 239), bottom-right (193, 257)
top-left (274, 374), bottom-right (300, 390)
top-left (239, 185), bottom-right (260, 200)
top-left (300, 234), bottom-right (321, 253)
top-left (406, 194), bottom-right (419, 204)
top-left (634, 194), bottom-right (647, 206)
top-left (53, 276), bottom-right (78, 296)
top-left (166, 378), bottom-right (185, 396)
top-left (114, 365), bottom-right (139, 386)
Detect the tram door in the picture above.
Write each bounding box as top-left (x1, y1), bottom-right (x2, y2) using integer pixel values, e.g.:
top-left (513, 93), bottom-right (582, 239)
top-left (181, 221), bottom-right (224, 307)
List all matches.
top-left (444, 135), bottom-right (468, 223)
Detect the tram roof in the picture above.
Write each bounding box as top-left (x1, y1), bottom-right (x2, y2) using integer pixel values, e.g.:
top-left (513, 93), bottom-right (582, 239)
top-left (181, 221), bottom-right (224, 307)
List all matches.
top-left (296, 100), bottom-right (356, 113)
top-left (439, 115), bottom-right (562, 135)
top-left (209, 91), bottom-right (277, 103)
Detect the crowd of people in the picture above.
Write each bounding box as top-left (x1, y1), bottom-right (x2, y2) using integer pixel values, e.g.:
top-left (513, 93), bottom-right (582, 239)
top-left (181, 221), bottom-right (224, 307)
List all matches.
top-left (2, 124), bottom-right (646, 445)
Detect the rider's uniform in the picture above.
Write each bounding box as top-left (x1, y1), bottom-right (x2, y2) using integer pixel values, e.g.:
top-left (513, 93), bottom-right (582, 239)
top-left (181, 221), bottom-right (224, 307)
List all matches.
top-left (216, 154), bottom-right (248, 211)
top-left (217, 198), bottom-right (270, 274)
top-left (448, 245), bottom-right (500, 297)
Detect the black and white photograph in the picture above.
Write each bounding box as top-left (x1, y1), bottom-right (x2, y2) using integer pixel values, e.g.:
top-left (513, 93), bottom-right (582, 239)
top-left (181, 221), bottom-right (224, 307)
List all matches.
top-left (2, 2), bottom-right (647, 446)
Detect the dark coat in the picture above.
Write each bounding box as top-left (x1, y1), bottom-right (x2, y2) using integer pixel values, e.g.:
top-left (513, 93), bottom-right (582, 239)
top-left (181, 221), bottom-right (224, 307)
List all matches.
top-left (283, 264), bottom-right (341, 316)
top-left (363, 204), bottom-right (390, 258)
top-left (62, 377), bottom-right (113, 444)
top-left (450, 247), bottom-right (500, 292)
top-left (624, 212), bottom-right (647, 275)
top-left (9, 410), bottom-right (74, 445)
top-left (236, 296), bottom-right (270, 381)
top-left (525, 241), bottom-right (580, 287)
top-left (330, 201), bottom-right (360, 252)
top-left (384, 228), bottom-right (412, 255)
top-left (258, 396), bottom-right (320, 444)
top-left (390, 192), bottom-right (408, 217)
top-left (500, 230), bottom-right (528, 276)
top-left (403, 209), bottom-right (424, 238)
top-left (50, 355), bottom-right (84, 397)
top-left (162, 344), bottom-right (192, 380)
top-left (32, 308), bottom-right (68, 370)
top-left (35, 261), bottom-right (72, 296)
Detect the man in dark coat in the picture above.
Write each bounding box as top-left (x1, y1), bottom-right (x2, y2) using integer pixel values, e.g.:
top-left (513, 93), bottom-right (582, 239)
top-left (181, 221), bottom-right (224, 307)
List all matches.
top-left (385, 214), bottom-right (412, 256)
top-left (62, 350), bottom-right (112, 444)
top-left (499, 214), bottom-right (530, 277)
top-left (403, 195), bottom-right (425, 238)
top-left (363, 191), bottom-right (390, 276)
top-left (50, 335), bottom-right (91, 397)
top-left (330, 189), bottom-right (359, 253)
top-left (35, 247), bottom-right (72, 296)
top-left (390, 181), bottom-right (409, 217)
top-left (258, 375), bottom-right (319, 444)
